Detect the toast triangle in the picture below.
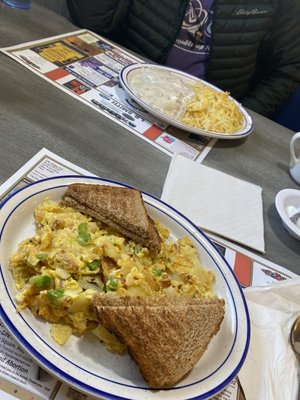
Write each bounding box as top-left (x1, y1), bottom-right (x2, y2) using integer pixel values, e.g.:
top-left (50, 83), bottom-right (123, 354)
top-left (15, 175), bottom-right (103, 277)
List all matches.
top-left (62, 183), bottom-right (161, 252)
top-left (92, 294), bottom-right (225, 388)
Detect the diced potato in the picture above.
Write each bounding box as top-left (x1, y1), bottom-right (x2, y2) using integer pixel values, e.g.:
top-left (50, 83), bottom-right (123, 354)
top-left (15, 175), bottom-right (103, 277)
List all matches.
top-left (50, 324), bottom-right (73, 345)
top-left (92, 325), bottom-right (126, 355)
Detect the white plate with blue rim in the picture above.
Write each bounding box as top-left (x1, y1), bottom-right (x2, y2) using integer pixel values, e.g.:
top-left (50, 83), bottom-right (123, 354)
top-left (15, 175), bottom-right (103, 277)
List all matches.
top-left (0, 176), bottom-right (250, 400)
top-left (119, 62), bottom-right (254, 140)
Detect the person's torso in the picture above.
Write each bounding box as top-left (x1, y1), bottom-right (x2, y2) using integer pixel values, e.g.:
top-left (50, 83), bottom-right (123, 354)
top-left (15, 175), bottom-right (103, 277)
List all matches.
top-left (164, 0), bottom-right (215, 79)
top-left (207, 0), bottom-right (279, 99)
top-left (120, 0), bottom-right (280, 99)
top-left (120, 0), bottom-right (189, 62)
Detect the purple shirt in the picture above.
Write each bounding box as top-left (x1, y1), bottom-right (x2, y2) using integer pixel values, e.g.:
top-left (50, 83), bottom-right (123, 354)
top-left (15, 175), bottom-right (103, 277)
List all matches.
top-left (164, 0), bottom-right (215, 79)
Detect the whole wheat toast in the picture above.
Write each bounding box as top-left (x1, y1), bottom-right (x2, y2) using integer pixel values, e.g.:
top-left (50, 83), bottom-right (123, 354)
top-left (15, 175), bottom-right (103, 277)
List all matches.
top-left (61, 184), bottom-right (161, 252)
top-left (92, 294), bottom-right (225, 388)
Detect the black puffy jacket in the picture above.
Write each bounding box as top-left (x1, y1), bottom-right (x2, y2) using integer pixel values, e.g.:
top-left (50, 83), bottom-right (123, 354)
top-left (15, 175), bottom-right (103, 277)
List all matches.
top-left (67, 0), bottom-right (300, 117)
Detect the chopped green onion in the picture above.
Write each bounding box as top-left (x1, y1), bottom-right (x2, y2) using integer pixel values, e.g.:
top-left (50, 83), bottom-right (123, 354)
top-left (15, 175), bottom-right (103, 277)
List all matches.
top-left (36, 253), bottom-right (48, 261)
top-left (77, 234), bottom-right (91, 245)
top-left (77, 223), bottom-right (91, 245)
top-left (29, 275), bottom-right (52, 288)
top-left (153, 268), bottom-right (162, 277)
top-left (47, 288), bottom-right (65, 301)
top-left (106, 278), bottom-right (118, 291)
top-left (78, 223), bottom-right (88, 235)
top-left (134, 244), bottom-right (142, 255)
top-left (86, 260), bottom-right (100, 271)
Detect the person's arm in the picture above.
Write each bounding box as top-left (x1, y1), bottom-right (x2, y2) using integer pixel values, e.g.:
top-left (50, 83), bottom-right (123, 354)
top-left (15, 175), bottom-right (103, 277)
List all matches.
top-left (241, 0), bottom-right (300, 117)
top-left (67, 0), bottom-right (130, 40)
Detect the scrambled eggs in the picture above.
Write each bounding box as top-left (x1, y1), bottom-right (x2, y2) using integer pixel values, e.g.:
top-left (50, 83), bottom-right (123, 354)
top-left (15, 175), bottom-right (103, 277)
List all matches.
top-left (9, 198), bottom-right (215, 350)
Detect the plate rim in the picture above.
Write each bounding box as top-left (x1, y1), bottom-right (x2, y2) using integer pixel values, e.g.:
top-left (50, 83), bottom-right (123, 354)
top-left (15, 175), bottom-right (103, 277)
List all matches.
top-left (0, 175), bottom-right (250, 400)
top-left (119, 62), bottom-right (254, 140)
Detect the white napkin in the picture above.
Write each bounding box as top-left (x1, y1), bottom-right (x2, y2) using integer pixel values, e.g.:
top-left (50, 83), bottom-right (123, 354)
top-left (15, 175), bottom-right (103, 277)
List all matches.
top-left (239, 277), bottom-right (300, 400)
top-left (161, 154), bottom-right (265, 252)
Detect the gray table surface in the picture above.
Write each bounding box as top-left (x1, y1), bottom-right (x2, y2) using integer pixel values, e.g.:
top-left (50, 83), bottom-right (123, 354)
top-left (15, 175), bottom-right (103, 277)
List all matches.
top-left (1, 1), bottom-right (299, 275)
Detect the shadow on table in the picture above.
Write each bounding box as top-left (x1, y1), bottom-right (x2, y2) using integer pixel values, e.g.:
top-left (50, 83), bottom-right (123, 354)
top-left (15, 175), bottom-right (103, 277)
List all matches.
top-left (212, 136), bottom-right (248, 150)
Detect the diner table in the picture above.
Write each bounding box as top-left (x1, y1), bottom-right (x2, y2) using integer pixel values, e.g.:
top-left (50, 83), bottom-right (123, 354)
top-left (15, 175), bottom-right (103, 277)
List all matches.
top-left (0, 0), bottom-right (299, 281)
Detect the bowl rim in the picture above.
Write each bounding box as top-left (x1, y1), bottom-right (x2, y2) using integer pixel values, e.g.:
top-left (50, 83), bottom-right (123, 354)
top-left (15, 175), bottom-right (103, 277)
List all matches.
top-left (275, 188), bottom-right (300, 237)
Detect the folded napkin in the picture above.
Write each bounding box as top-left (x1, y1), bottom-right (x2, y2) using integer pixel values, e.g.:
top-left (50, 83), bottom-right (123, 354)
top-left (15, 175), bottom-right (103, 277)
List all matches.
top-left (161, 154), bottom-right (265, 252)
top-left (239, 277), bottom-right (300, 400)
